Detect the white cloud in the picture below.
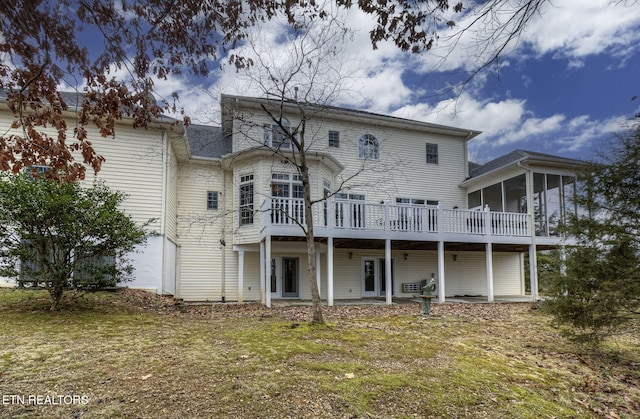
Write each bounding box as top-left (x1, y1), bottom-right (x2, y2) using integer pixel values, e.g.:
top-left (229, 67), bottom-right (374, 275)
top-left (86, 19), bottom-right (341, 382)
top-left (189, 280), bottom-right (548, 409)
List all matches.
top-left (523, 0), bottom-right (640, 59)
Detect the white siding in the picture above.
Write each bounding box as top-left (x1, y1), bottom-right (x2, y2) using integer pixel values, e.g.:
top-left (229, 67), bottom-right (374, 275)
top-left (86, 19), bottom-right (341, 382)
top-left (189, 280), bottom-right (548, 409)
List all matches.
top-left (175, 161), bottom-right (226, 300)
top-left (443, 251), bottom-right (523, 296)
top-left (83, 123), bottom-right (166, 233)
top-left (230, 110), bottom-right (470, 209)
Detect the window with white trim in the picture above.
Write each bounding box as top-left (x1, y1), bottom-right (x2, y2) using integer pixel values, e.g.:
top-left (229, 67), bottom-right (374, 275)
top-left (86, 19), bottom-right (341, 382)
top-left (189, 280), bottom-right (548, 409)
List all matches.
top-left (395, 198), bottom-right (438, 231)
top-left (264, 118), bottom-right (293, 150)
top-left (426, 143), bottom-right (438, 164)
top-left (239, 174), bottom-right (254, 225)
top-left (396, 198), bottom-right (439, 206)
top-left (335, 193), bottom-right (366, 228)
top-left (207, 191), bottom-right (219, 210)
top-left (328, 130), bottom-right (340, 148)
top-left (358, 134), bottom-right (379, 160)
top-left (271, 173), bottom-right (304, 199)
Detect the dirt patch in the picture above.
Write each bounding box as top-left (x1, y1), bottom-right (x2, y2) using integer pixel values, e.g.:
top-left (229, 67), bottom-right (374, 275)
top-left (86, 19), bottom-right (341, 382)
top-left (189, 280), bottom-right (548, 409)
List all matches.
top-left (117, 288), bottom-right (536, 322)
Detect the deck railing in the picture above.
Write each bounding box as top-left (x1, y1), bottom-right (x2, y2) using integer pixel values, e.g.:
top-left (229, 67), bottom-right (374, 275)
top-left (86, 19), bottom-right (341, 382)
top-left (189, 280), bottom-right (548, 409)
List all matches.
top-left (262, 197), bottom-right (530, 237)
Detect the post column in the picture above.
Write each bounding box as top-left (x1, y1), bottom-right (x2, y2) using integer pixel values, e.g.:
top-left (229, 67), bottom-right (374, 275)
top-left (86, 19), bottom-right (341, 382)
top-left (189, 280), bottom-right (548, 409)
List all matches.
top-left (259, 241), bottom-right (265, 305)
top-left (385, 239), bottom-right (392, 305)
top-left (265, 235), bottom-right (272, 308)
top-left (485, 242), bottom-right (494, 303)
top-left (437, 241), bottom-right (446, 303)
top-left (237, 250), bottom-right (245, 303)
top-left (316, 249), bottom-right (322, 299)
top-left (327, 237), bottom-right (334, 306)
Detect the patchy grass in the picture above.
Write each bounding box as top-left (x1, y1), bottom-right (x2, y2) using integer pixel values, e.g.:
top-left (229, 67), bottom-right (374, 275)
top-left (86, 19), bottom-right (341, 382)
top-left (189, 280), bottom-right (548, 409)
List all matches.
top-left (0, 289), bottom-right (639, 418)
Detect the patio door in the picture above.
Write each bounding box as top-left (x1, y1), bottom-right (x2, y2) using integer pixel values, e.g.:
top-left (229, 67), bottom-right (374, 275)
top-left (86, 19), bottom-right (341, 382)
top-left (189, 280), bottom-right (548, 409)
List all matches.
top-left (270, 257), bottom-right (300, 298)
top-left (282, 257), bottom-right (299, 298)
top-left (362, 258), bottom-right (395, 297)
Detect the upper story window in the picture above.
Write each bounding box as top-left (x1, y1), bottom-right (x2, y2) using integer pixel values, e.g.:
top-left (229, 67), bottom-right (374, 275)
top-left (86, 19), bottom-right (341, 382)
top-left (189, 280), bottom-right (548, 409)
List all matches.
top-left (426, 143), bottom-right (438, 164)
top-left (328, 131), bottom-right (340, 148)
top-left (264, 117), bottom-right (293, 150)
top-left (207, 191), bottom-right (219, 210)
top-left (239, 174), bottom-right (254, 225)
top-left (271, 173), bottom-right (304, 199)
top-left (358, 134), bottom-right (379, 160)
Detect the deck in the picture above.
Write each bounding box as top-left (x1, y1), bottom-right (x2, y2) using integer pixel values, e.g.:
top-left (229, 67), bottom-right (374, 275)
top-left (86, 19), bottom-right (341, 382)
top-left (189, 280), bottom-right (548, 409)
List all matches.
top-left (260, 197), bottom-right (543, 246)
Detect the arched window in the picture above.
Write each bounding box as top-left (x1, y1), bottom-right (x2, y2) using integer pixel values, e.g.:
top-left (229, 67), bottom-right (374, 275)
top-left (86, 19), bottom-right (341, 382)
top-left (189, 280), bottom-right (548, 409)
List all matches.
top-left (358, 134), bottom-right (379, 160)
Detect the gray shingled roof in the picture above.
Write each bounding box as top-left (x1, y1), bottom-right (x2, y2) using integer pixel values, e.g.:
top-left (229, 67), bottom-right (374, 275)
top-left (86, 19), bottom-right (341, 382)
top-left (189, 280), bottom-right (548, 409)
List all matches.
top-left (470, 149), bottom-right (584, 178)
top-left (185, 124), bottom-right (231, 159)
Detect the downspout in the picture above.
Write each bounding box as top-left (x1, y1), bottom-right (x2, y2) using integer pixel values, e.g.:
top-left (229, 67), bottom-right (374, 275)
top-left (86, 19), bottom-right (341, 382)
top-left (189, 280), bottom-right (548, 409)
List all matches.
top-left (220, 169), bottom-right (226, 302)
top-left (160, 129), bottom-right (168, 294)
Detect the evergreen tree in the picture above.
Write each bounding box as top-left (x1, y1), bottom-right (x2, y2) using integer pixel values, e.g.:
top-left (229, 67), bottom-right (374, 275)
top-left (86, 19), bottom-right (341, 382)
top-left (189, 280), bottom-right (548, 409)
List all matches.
top-left (545, 123), bottom-right (640, 343)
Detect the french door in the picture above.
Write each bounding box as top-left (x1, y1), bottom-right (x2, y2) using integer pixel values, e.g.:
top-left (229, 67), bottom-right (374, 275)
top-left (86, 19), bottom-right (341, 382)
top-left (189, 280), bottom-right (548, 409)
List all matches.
top-left (362, 258), bottom-right (395, 297)
top-left (270, 257), bottom-right (300, 298)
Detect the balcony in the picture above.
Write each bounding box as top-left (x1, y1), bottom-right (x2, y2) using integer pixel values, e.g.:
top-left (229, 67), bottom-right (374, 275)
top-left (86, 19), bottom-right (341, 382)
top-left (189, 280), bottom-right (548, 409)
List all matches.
top-left (261, 197), bottom-right (532, 243)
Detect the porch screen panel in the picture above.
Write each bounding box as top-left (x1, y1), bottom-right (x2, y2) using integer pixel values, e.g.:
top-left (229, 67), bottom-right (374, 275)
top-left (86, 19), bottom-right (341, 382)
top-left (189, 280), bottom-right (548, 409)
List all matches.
top-left (503, 174), bottom-right (526, 213)
top-left (546, 174), bottom-right (561, 236)
top-left (468, 190), bottom-right (481, 210)
top-left (533, 173), bottom-right (547, 235)
top-left (483, 183), bottom-right (503, 212)
top-left (563, 176), bottom-right (577, 219)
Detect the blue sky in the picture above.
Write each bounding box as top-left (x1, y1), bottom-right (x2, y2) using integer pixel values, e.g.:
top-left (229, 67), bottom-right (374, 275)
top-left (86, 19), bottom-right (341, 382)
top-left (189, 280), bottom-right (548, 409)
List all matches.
top-left (101, 0), bottom-right (640, 163)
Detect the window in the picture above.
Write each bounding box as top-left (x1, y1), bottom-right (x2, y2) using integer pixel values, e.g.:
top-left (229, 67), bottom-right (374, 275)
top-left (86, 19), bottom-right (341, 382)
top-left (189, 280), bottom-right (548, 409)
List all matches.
top-left (239, 174), bottom-right (254, 225)
top-left (358, 134), bottom-right (379, 160)
top-left (207, 191), bottom-right (218, 210)
top-left (271, 173), bottom-right (305, 224)
top-left (264, 118), bottom-right (293, 150)
top-left (328, 131), bottom-right (340, 148)
top-left (271, 173), bottom-right (304, 199)
top-left (468, 190), bottom-right (482, 210)
top-left (426, 143), bottom-right (438, 164)
top-left (335, 193), bottom-right (366, 228)
top-left (25, 165), bottom-right (49, 180)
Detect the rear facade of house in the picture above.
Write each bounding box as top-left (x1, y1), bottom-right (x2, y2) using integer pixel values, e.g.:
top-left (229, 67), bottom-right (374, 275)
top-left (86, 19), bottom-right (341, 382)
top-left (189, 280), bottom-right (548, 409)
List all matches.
top-left (0, 94), bottom-right (582, 304)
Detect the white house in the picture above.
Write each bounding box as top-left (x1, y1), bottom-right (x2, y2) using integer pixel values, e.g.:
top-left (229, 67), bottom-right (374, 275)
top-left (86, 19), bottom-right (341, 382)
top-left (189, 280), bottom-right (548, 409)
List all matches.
top-left (0, 94), bottom-right (583, 304)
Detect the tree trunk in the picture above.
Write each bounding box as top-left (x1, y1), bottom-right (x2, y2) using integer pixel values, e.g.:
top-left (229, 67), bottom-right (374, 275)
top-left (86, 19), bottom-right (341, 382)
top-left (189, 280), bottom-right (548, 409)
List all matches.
top-left (49, 280), bottom-right (65, 311)
top-left (301, 165), bottom-right (323, 323)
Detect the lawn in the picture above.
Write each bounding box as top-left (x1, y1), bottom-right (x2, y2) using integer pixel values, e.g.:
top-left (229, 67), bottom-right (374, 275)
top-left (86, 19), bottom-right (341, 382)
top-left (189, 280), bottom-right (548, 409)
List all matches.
top-left (0, 289), bottom-right (638, 418)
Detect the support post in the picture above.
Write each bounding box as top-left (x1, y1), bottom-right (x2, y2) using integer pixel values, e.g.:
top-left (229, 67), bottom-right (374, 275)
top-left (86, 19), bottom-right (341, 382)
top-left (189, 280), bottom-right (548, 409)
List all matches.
top-left (265, 235), bottom-right (272, 308)
top-left (237, 250), bottom-right (245, 303)
top-left (385, 239), bottom-right (392, 305)
top-left (327, 236), bottom-right (334, 306)
top-left (485, 242), bottom-right (494, 302)
top-left (259, 241), bottom-right (265, 305)
top-left (524, 166), bottom-right (539, 301)
top-left (437, 241), bottom-right (446, 303)
top-left (529, 244), bottom-right (538, 301)
top-left (316, 249), bottom-right (321, 299)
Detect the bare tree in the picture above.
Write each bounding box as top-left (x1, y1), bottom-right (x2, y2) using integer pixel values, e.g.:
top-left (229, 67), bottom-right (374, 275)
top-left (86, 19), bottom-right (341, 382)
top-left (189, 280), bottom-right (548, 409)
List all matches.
top-left (224, 19), bottom-right (401, 322)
